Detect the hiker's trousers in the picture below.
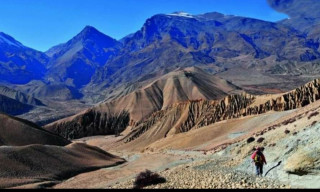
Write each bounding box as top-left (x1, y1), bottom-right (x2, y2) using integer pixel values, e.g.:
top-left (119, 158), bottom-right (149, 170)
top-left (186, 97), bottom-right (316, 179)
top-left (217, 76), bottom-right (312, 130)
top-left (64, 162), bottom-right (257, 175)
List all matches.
top-left (256, 165), bottom-right (263, 176)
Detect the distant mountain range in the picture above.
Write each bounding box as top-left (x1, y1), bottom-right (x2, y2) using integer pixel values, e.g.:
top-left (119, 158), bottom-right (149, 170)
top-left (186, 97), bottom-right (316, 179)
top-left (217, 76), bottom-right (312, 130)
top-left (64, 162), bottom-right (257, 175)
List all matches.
top-left (88, 10), bottom-right (319, 98)
top-left (45, 26), bottom-right (122, 89)
top-left (268, 0), bottom-right (320, 36)
top-left (0, 32), bottom-right (48, 84)
top-left (0, 85), bottom-right (44, 115)
top-left (1, 0), bottom-right (320, 124)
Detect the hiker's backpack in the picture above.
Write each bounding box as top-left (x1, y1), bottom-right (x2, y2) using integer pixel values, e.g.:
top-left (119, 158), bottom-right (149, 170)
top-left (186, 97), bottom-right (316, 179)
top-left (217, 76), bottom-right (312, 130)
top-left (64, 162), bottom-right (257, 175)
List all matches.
top-left (254, 152), bottom-right (264, 165)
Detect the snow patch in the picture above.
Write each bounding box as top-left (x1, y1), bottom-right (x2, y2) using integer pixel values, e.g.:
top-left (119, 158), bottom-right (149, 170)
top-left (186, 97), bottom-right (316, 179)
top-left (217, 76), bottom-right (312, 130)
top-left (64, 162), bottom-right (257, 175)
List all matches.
top-left (167, 11), bottom-right (194, 18)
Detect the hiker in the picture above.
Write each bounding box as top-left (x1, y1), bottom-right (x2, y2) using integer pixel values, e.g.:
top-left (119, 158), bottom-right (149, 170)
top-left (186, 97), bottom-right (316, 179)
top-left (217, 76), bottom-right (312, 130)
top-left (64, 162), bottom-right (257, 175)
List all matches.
top-left (251, 147), bottom-right (267, 176)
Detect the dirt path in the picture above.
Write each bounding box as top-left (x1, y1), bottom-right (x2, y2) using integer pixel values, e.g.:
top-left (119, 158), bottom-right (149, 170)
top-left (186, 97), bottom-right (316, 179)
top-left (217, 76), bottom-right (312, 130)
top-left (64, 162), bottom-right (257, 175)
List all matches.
top-left (53, 150), bottom-right (203, 189)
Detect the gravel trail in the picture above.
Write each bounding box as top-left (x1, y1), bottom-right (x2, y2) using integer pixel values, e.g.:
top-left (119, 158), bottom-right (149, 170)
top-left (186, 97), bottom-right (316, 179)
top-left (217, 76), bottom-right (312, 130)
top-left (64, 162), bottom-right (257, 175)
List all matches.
top-left (110, 155), bottom-right (291, 189)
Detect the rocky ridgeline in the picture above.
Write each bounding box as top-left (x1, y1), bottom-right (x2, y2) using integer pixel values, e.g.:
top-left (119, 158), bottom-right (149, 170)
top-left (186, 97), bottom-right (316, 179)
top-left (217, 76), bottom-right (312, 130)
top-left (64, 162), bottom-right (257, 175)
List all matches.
top-left (0, 95), bottom-right (33, 116)
top-left (123, 94), bottom-right (255, 143)
top-left (0, 86), bottom-right (44, 106)
top-left (124, 79), bottom-right (320, 143)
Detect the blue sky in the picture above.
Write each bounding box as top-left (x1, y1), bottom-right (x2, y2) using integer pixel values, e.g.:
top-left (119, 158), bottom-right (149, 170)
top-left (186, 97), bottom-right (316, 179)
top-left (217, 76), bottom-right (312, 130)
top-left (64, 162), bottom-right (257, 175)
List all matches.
top-left (0, 0), bottom-right (288, 52)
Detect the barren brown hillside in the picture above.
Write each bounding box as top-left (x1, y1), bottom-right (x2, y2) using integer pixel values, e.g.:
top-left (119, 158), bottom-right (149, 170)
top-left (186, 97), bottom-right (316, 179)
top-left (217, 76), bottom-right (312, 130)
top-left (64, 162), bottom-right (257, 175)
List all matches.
top-left (46, 67), bottom-right (242, 139)
top-left (0, 143), bottom-right (125, 189)
top-left (0, 113), bottom-right (70, 146)
top-left (0, 112), bottom-right (125, 189)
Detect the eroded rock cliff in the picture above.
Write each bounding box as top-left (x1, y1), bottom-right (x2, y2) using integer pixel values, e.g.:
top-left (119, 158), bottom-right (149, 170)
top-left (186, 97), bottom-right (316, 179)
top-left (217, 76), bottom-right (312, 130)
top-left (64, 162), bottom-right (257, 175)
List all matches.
top-left (46, 78), bottom-right (320, 142)
top-left (46, 110), bottom-right (130, 140)
top-left (123, 79), bottom-right (320, 144)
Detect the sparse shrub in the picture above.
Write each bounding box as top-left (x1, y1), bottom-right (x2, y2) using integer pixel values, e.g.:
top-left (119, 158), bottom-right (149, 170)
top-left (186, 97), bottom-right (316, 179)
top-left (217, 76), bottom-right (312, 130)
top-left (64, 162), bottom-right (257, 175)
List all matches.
top-left (285, 130), bottom-right (290, 134)
top-left (268, 126), bottom-right (275, 131)
top-left (257, 137), bottom-right (265, 143)
top-left (282, 118), bottom-right (296, 125)
top-left (134, 170), bottom-right (166, 189)
top-left (293, 132), bottom-right (298, 136)
top-left (247, 137), bottom-right (255, 143)
top-left (311, 121), bottom-right (318, 126)
top-left (308, 111), bottom-right (319, 120)
top-left (268, 143), bottom-right (276, 147)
